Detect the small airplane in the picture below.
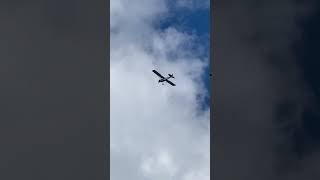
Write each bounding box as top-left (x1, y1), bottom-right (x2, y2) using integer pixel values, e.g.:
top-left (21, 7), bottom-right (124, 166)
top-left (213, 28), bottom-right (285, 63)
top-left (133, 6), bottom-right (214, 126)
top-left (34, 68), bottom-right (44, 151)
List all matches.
top-left (152, 70), bottom-right (176, 86)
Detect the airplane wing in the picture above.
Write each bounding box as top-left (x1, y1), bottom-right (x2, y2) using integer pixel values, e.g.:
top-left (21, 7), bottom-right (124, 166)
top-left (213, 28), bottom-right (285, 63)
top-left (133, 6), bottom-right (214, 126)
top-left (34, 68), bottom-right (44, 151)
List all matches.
top-left (165, 79), bottom-right (176, 86)
top-left (152, 70), bottom-right (165, 78)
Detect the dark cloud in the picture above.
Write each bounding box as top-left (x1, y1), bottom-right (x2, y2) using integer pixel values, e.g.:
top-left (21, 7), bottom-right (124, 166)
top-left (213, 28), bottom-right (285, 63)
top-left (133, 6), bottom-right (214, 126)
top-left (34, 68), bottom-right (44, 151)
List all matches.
top-left (0, 0), bottom-right (108, 179)
top-left (212, 0), bottom-right (320, 179)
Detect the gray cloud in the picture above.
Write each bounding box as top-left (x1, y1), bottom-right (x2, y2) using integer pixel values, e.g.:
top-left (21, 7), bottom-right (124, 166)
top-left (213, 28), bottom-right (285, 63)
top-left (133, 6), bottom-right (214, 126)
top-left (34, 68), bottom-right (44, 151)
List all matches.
top-left (213, 0), bottom-right (318, 179)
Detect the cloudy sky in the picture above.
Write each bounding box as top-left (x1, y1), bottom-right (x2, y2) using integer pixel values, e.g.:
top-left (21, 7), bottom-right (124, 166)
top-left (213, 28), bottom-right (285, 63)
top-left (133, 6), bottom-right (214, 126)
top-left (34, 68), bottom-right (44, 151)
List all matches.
top-left (213, 0), bottom-right (320, 180)
top-left (110, 0), bottom-right (210, 180)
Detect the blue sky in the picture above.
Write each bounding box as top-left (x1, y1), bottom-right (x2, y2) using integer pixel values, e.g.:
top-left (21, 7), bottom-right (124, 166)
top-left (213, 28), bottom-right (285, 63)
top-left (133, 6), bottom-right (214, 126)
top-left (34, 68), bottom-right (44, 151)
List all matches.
top-left (157, 3), bottom-right (211, 109)
top-left (110, 0), bottom-right (210, 179)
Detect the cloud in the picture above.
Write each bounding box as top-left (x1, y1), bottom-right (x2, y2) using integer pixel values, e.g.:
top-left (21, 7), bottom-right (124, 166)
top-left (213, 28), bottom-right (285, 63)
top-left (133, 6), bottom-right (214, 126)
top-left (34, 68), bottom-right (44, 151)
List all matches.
top-left (175, 0), bottom-right (210, 10)
top-left (110, 0), bottom-right (210, 180)
top-left (213, 0), bottom-right (318, 180)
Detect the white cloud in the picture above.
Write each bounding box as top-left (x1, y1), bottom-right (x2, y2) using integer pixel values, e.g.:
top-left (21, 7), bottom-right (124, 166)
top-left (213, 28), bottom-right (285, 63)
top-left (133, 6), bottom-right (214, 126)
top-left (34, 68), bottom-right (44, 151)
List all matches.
top-left (110, 0), bottom-right (210, 180)
top-left (175, 0), bottom-right (210, 10)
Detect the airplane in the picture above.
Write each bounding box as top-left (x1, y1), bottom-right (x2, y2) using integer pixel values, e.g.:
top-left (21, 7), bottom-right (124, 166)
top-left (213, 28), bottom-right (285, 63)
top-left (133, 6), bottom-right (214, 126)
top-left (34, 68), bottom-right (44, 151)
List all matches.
top-left (152, 70), bottom-right (176, 86)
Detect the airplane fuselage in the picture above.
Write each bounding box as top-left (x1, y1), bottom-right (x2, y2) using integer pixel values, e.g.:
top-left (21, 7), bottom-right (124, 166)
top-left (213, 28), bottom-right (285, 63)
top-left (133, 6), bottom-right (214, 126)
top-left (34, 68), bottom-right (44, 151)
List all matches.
top-left (158, 77), bottom-right (171, 82)
top-left (152, 70), bottom-right (176, 86)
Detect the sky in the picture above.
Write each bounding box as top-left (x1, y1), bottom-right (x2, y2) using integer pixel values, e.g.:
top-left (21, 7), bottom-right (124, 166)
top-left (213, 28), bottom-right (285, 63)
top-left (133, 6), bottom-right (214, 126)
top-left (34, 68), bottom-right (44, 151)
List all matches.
top-left (110, 0), bottom-right (210, 180)
top-left (213, 0), bottom-right (320, 180)
top-left (3, 1), bottom-right (320, 180)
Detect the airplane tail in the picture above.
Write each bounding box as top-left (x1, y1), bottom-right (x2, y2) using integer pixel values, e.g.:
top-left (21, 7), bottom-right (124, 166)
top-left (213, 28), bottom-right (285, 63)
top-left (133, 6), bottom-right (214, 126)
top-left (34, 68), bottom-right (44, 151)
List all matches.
top-left (168, 74), bottom-right (175, 78)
